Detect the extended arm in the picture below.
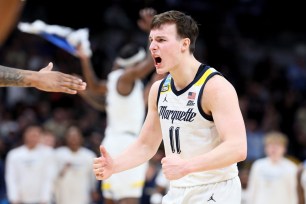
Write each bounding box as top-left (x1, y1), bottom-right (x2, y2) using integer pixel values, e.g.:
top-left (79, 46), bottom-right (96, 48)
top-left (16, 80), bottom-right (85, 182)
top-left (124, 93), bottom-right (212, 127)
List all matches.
top-left (93, 80), bottom-right (163, 179)
top-left (0, 63), bottom-right (86, 94)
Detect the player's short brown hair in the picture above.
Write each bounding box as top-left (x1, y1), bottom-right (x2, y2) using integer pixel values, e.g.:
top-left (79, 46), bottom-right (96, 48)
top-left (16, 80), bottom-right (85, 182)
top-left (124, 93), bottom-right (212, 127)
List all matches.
top-left (151, 10), bottom-right (199, 53)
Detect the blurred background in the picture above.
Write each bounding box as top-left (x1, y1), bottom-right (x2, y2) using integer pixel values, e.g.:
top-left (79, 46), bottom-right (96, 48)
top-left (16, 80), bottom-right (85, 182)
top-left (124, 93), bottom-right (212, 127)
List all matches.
top-left (1, 0), bottom-right (306, 203)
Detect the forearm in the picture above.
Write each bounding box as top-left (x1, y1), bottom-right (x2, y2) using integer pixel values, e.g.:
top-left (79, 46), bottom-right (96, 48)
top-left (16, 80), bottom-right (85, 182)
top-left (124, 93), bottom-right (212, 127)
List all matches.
top-left (112, 139), bottom-right (157, 174)
top-left (186, 140), bottom-right (246, 173)
top-left (0, 65), bottom-right (37, 87)
top-left (78, 91), bottom-right (105, 111)
top-left (80, 58), bottom-right (105, 93)
top-left (133, 52), bottom-right (154, 79)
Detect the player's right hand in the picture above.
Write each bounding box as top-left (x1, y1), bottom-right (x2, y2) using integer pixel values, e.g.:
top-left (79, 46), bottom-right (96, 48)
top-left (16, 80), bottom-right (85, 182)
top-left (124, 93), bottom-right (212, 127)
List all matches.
top-left (37, 62), bottom-right (87, 94)
top-left (93, 145), bottom-right (114, 180)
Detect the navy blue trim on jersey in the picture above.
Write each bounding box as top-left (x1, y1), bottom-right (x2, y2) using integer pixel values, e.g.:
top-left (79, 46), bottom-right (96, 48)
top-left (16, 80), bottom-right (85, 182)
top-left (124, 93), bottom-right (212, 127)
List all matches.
top-left (198, 72), bottom-right (222, 121)
top-left (156, 76), bottom-right (168, 107)
top-left (171, 64), bottom-right (210, 96)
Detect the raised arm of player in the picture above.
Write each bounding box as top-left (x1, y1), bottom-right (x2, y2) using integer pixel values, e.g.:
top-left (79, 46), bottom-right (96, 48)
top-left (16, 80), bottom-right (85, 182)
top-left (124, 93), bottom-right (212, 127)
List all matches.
top-left (116, 8), bottom-right (156, 95)
top-left (77, 47), bottom-right (107, 95)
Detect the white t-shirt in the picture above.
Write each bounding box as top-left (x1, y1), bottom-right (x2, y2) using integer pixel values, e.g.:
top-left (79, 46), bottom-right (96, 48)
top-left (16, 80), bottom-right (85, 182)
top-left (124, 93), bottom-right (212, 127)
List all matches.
top-left (5, 144), bottom-right (56, 203)
top-left (247, 157), bottom-right (298, 204)
top-left (54, 146), bottom-right (97, 204)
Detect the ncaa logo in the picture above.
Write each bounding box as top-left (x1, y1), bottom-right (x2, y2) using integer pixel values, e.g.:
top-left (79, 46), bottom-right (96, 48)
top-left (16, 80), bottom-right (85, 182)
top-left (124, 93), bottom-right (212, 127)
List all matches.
top-left (161, 84), bottom-right (169, 92)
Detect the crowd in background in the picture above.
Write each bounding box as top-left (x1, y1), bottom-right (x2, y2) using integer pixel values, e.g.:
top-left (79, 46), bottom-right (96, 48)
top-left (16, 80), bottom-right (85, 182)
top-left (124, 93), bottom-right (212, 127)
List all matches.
top-left (0, 0), bottom-right (306, 203)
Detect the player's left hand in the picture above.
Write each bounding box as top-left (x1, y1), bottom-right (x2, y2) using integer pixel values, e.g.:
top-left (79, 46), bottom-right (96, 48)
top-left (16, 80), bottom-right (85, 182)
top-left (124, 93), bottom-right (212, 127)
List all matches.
top-left (161, 155), bottom-right (187, 180)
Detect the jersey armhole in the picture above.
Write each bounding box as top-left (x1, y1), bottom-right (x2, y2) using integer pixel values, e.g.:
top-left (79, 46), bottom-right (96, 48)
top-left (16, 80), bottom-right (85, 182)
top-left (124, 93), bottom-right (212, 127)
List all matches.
top-left (198, 72), bottom-right (222, 121)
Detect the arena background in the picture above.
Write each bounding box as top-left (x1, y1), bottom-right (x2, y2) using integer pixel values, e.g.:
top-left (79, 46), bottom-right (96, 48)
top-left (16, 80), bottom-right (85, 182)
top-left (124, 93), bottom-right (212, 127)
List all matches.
top-left (1, 0), bottom-right (306, 203)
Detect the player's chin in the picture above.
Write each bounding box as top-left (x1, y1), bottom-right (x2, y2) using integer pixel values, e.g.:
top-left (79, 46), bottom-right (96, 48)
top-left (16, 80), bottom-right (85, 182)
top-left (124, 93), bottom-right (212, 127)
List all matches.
top-left (155, 68), bottom-right (167, 75)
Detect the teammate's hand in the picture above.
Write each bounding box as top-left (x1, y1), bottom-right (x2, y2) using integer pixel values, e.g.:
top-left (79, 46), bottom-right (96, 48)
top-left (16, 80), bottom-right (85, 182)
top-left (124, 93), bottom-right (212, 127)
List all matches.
top-left (36, 62), bottom-right (86, 94)
top-left (93, 145), bottom-right (114, 180)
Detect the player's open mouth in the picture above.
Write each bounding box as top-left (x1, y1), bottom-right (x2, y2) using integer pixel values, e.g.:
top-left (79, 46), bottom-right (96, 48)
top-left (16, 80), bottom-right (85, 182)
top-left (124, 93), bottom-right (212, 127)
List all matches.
top-left (154, 57), bottom-right (162, 66)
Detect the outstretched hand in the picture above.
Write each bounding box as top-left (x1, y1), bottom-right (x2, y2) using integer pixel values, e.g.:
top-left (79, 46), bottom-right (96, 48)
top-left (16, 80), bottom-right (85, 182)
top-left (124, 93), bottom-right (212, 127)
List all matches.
top-left (93, 145), bottom-right (114, 180)
top-left (36, 62), bottom-right (86, 94)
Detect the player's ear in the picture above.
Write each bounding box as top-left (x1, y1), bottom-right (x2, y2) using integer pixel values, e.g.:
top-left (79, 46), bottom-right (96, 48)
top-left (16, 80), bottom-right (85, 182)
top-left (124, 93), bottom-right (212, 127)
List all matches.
top-left (181, 38), bottom-right (190, 52)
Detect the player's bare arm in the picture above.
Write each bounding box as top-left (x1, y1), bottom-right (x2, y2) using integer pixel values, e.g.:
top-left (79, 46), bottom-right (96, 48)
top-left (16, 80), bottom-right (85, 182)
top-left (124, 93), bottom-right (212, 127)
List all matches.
top-left (0, 63), bottom-right (86, 94)
top-left (184, 75), bottom-right (247, 173)
top-left (117, 8), bottom-right (156, 95)
top-left (117, 53), bottom-right (154, 95)
top-left (93, 80), bottom-right (163, 180)
top-left (77, 47), bottom-right (107, 95)
top-left (0, 65), bottom-right (27, 86)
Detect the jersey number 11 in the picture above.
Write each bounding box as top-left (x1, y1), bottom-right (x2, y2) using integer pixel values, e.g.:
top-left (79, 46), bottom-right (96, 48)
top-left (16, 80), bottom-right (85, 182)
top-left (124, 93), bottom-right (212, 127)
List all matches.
top-left (169, 126), bottom-right (181, 154)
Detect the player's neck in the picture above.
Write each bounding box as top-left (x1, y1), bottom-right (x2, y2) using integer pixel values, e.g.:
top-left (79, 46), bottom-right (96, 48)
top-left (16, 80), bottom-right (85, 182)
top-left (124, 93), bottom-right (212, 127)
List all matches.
top-left (170, 58), bottom-right (201, 91)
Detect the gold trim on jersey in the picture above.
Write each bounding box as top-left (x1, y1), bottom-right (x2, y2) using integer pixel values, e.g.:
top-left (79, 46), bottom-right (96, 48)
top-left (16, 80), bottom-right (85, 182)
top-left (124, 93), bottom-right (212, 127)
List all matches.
top-left (195, 68), bottom-right (217, 86)
top-left (160, 67), bottom-right (217, 94)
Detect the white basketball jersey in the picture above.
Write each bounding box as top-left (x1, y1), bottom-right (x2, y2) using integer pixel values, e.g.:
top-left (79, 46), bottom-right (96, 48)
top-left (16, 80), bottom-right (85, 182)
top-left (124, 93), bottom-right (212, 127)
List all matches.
top-left (157, 64), bottom-right (238, 187)
top-left (105, 69), bottom-right (145, 136)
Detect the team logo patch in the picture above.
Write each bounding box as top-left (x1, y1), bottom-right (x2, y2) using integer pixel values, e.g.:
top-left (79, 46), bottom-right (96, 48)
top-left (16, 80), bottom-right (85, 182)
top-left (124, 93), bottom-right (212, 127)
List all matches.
top-left (161, 76), bottom-right (171, 92)
top-left (161, 84), bottom-right (169, 92)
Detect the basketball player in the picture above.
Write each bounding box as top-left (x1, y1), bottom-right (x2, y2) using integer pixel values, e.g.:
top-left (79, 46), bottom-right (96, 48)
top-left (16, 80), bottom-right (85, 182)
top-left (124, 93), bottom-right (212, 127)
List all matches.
top-left (0, 0), bottom-right (86, 94)
top-left (78, 8), bottom-right (156, 204)
top-left (93, 10), bottom-right (247, 204)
